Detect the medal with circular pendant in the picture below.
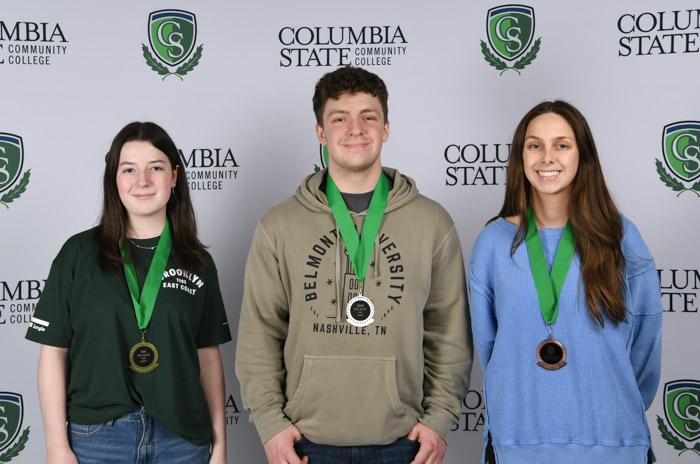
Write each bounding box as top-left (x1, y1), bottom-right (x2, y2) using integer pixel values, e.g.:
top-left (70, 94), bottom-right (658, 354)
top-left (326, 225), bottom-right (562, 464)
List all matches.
top-left (120, 220), bottom-right (171, 375)
top-left (346, 293), bottom-right (375, 327)
top-left (536, 336), bottom-right (567, 370)
top-left (326, 172), bottom-right (388, 330)
top-left (525, 205), bottom-right (574, 372)
top-left (129, 330), bottom-right (159, 373)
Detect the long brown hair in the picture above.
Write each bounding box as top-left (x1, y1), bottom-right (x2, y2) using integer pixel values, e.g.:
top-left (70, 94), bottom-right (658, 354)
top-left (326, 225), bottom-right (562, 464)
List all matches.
top-left (98, 121), bottom-right (205, 274)
top-left (494, 100), bottom-right (627, 326)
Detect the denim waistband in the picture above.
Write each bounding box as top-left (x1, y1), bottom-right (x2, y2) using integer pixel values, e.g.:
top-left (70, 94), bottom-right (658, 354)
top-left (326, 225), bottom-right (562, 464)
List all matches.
top-left (112, 407), bottom-right (147, 422)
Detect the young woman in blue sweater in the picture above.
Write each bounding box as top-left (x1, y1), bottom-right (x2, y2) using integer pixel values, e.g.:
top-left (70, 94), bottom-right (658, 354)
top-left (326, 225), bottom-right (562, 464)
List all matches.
top-left (468, 101), bottom-right (662, 464)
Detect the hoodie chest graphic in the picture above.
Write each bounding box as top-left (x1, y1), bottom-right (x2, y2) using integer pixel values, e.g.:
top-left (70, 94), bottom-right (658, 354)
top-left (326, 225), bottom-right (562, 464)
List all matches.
top-left (302, 228), bottom-right (408, 337)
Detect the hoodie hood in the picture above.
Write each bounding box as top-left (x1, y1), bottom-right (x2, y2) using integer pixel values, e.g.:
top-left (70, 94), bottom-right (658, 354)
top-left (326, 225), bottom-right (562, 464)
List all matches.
top-left (294, 167), bottom-right (419, 321)
top-left (295, 167), bottom-right (419, 214)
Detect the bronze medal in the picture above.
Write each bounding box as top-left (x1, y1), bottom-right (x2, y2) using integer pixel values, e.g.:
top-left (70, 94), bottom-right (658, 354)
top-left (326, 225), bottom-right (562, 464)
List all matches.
top-left (536, 337), bottom-right (567, 371)
top-left (526, 205), bottom-right (575, 373)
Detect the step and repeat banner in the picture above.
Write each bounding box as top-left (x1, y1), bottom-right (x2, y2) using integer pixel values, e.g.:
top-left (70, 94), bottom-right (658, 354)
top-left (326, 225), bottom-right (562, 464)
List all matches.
top-left (1, 1), bottom-right (698, 462)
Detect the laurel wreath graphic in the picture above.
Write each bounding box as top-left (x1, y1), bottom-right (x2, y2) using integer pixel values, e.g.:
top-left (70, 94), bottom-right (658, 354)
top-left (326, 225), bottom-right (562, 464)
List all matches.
top-left (481, 37), bottom-right (541, 75)
top-left (0, 169), bottom-right (30, 209)
top-left (0, 427), bottom-right (30, 463)
top-left (655, 159), bottom-right (700, 197)
top-left (657, 416), bottom-right (700, 457)
top-left (141, 44), bottom-right (203, 81)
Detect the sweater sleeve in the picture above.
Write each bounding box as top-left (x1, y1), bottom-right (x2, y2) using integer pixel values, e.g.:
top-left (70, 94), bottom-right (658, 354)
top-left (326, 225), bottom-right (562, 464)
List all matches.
top-left (467, 228), bottom-right (498, 372)
top-left (627, 266), bottom-right (663, 411)
top-left (623, 219), bottom-right (663, 411)
top-left (418, 224), bottom-right (473, 443)
top-left (468, 272), bottom-right (497, 372)
top-left (235, 222), bottom-right (292, 444)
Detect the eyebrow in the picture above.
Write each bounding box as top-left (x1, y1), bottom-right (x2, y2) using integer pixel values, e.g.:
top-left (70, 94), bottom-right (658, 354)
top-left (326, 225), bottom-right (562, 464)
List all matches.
top-left (328, 108), bottom-right (380, 116)
top-left (525, 134), bottom-right (574, 140)
top-left (118, 159), bottom-right (168, 166)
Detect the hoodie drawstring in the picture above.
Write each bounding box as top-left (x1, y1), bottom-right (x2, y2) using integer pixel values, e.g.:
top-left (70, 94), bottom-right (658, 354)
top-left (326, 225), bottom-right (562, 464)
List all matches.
top-left (335, 233), bottom-right (342, 322)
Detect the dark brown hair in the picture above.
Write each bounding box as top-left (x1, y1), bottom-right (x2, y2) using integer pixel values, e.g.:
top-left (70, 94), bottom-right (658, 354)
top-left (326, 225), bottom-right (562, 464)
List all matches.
top-left (494, 100), bottom-right (627, 326)
top-left (98, 121), bottom-right (205, 274)
top-left (312, 66), bottom-right (389, 126)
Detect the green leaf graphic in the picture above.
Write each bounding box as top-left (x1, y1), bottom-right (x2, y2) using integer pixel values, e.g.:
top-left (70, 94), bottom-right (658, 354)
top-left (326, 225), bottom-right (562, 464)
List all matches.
top-left (0, 169), bottom-right (31, 208)
top-left (141, 44), bottom-right (170, 76)
top-left (0, 427), bottom-right (30, 463)
top-left (657, 416), bottom-right (689, 453)
top-left (691, 179), bottom-right (700, 193)
top-left (176, 45), bottom-right (203, 76)
top-left (480, 40), bottom-right (508, 71)
top-left (655, 159), bottom-right (686, 192)
top-left (514, 37), bottom-right (541, 70)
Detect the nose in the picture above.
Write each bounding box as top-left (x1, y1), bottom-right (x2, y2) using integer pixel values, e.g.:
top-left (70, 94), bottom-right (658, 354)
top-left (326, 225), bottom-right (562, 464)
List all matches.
top-left (347, 117), bottom-right (363, 135)
top-left (542, 146), bottom-right (554, 164)
top-left (136, 170), bottom-right (149, 186)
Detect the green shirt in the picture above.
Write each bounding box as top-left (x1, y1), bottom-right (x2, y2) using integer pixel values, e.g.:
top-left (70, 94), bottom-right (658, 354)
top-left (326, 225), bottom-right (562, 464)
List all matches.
top-left (26, 227), bottom-right (231, 445)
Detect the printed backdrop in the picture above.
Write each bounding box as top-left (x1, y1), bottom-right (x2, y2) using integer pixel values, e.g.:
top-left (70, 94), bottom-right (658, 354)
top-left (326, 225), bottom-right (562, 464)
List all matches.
top-left (1, 1), bottom-right (699, 462)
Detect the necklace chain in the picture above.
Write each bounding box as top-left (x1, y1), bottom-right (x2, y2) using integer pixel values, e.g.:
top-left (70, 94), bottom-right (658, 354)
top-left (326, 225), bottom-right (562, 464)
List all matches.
top-left (128, 239), bottom-right (157, 250)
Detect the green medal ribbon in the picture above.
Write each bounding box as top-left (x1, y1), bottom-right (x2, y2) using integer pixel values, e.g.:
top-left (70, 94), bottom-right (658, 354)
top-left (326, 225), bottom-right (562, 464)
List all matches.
top-left (525, 204), bottom-right (575, 326)
top-left (119, 219), bottom-right (172, 330)
top-left (326, 172), bottom-right (389, 283)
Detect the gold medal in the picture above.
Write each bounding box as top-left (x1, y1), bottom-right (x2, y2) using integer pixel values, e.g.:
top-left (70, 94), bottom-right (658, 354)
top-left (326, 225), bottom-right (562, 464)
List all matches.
top-left (129, 331), bottom-right (159, 373)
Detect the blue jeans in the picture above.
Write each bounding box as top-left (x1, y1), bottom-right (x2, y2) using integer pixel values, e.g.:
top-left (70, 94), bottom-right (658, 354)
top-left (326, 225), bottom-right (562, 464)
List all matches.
top-left (294, 436), bottom-right (420, 463)
top-left (68, 408), bottom-right (210, 464)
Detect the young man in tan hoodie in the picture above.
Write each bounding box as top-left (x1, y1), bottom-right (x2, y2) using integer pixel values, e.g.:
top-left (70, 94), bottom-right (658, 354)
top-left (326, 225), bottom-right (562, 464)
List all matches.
top-left (236, 66), bottom-right (473, 464)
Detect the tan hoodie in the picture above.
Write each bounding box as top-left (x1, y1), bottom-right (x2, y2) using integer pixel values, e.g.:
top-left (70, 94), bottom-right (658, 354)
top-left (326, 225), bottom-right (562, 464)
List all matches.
top-left (236, 167), bottom-right (473, 446)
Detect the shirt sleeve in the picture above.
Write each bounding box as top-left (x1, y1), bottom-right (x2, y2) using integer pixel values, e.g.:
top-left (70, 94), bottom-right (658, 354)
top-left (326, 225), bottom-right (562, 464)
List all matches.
top-left (622, 219), bottom-right (663, 410)
top-left (25, 240), bottom-right (76, 347)
top-left (195, 252), bottom-right (232, 348)
top-left (467, 229), bottom-right (498, 373)
top-left (418, 224), bottom-right (473, 443)
top-left (627, 267), bottom-right (663, 410)
top-left (235, 222), bottom-right (293, 444)
top-left (468, 273), bottom-right (497, 373)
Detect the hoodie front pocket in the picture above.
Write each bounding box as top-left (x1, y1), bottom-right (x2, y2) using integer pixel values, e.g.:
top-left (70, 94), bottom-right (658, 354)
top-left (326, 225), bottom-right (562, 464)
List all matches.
top-left (283, 355), bottom-right (411, 446)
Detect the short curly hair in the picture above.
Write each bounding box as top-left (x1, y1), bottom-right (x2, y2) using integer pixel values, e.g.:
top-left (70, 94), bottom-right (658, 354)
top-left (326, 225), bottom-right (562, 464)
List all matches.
top-left (312, 66), bottom-right (389, 126)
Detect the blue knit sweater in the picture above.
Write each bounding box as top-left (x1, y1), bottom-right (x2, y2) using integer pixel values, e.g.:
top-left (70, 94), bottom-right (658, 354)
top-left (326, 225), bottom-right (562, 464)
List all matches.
top-left (468, 217), bottom-right (662, 464)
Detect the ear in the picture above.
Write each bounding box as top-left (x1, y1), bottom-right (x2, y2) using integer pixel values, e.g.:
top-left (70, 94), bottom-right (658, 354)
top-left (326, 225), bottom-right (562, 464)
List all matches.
top-left (382, 120), bottom-right (390, 142)
top-left (316, 123), bottom-right (327, 145)
top-left (172, 165), bottom-right (179, 188)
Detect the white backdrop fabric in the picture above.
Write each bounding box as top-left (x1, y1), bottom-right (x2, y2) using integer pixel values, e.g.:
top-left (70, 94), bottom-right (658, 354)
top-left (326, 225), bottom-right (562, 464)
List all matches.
top-left (1, 1), bottom-right (699, 463)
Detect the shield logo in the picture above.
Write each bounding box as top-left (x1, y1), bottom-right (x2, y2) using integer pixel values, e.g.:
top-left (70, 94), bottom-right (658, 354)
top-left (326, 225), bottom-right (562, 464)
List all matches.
top-left (663, 380), bottom-right (700, 442)
top-left (148, 10), bottom-right (197, 67)
top-left (0, 134), bottom-right (24, 195)
top-left (487, 5), bottom-right (535, 61)
top-left (0, 393), bottom-right (23, 453)
top-left (663, 121), bottom-right (700, 183)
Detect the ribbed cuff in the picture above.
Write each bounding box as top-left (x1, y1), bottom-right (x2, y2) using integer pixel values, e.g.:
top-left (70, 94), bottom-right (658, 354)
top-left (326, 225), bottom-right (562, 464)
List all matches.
top-left (253, 408), bottom-right (293, 444)
top-left (419, 408), bottom-right (457, 444)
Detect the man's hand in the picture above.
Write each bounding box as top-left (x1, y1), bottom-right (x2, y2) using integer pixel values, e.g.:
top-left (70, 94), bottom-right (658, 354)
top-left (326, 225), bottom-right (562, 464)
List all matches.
top-left (263, 424), bottom-right (309, 464)
top-left (408, 422), bottom-right (446, 464)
